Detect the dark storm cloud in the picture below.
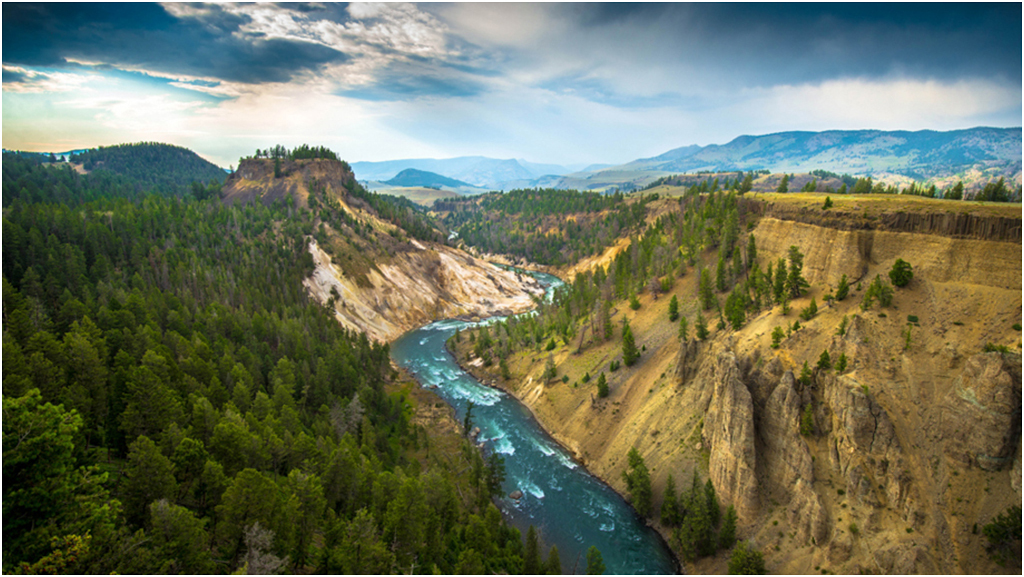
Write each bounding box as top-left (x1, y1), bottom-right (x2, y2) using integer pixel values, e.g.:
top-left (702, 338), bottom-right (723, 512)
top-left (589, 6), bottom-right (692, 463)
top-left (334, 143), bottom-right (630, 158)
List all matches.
top-left (556, 2), bottom-right (1021, 85)
top-left (2, 68), bottom-right (28, 84)
top-left (2, 3), bottom-right (348, 84)
top-left (339, 59), bottom-right (488, 102)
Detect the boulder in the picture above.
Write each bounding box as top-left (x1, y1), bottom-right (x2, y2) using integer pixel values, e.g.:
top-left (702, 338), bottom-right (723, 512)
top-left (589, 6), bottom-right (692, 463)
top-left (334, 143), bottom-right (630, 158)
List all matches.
top-left (509, 490), bottom-right (523, 500)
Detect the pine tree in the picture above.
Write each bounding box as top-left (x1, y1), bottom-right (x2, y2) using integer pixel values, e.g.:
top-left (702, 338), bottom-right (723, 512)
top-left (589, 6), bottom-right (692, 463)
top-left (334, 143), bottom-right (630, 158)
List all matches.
top-left (745, 234), bottom-right (757, 270)
top-left (678, 315), bottom-right (689, 341)
top-left (777, 174), bottom-right (789, 193)
top-left (586, 546), bottom-right (605, 575)
top-left (798, 361), bottom-right (812, 387)
top-left (716, 252), bottom-right (728, 292)
top-left (786, 246), bottom-right (809, 298)
top-left (770, 326), bottom-right (785, 348)
top-left (546, 545), bottom-right (562, 575)
top-left (831, 354), bottom-right (847, 375)
top-left (718, 505), bottom-right (738, 550)
top-left (773, 257), bottom-right (787, 303)
top-left (601, 300), bottom-right (613, 340)
top-left (596, 372), bottom-right (609, 398)
top-left (835, 274), bottom-right (850, 301)
top-left (524, 525), bottom-right (541, 574)
top-left (817, 349), bottom-right (831, 371)
top-left (695, 312), bottom-right (709, 341)
top-left (661, 474), bottom-right (681, 527)
top-left (622, 320), bottom-right (639, 367)
top-left (622, 447), bottom-right (652, 517)
top-left (668, 295), bottom-right (679, 322)
top-left (699, 268), bottom-right (716, 310)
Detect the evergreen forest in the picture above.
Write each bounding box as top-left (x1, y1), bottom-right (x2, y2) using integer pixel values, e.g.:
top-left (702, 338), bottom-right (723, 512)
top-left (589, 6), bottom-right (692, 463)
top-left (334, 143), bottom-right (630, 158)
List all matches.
top-left (1, 151), bottom-right (539, 574)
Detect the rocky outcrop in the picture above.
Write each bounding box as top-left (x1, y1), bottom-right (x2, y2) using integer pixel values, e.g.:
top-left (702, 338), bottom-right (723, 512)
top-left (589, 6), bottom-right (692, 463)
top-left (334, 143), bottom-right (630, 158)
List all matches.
top-left (941, 352), bottom-right (1023, 471)
top-left (223, 158), bottom-right (357, 208)
top-left (700, 349), bottom-right (760, 520)
top-left (674, 338), bottom-right (701, 385)
top-left (822, 375), bottom-right (913, 515)
top-left (304, 238), bottom-right (543, 342)
top-left (761, 372), bottom-right (830, 544)
top-left (741, 198), bottom-right (1022, 243)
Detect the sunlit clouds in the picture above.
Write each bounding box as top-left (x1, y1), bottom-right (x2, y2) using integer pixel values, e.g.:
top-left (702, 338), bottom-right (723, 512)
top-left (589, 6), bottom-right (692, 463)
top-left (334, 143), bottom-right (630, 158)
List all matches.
top-left (3, 3), bottom-right (1020, 167)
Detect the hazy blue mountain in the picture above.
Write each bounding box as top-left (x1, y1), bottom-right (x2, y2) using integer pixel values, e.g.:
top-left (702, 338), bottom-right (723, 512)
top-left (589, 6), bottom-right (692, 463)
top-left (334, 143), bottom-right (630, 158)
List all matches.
top-left (384, 168), bottom-right (476, 189)
top-left (619, 127), bottom-right (1022, 178)
top-left (352, 156), bottom-right (574, 190)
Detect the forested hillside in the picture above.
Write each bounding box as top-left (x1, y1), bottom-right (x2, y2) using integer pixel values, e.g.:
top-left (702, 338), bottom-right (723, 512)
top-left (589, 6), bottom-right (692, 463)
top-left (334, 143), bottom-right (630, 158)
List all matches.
top-left (69, 142), bottom-right (227, 194)
top-left (436, 188), bottom-right (651, 266)
top-left (1, 152), bottom-right (530, 574)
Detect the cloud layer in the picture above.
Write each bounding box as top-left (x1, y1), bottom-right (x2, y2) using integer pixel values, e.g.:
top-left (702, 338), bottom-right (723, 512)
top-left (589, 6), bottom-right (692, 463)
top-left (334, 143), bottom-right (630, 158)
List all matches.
top-left (3, 2), bottom-right (1020, 166)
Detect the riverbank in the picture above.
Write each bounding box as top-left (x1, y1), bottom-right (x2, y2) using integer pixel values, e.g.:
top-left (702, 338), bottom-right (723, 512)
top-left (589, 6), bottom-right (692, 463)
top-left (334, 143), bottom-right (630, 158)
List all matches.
top-left (445, 336), bottom-right (686, 573)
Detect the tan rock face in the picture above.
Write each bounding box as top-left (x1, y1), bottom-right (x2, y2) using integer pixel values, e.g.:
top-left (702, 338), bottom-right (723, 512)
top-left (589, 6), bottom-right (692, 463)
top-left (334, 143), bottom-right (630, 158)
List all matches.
top-left (753, 217), bottom-right (1022, 291)
top-left (823, 374), bottom-right (913, 514)
top-left (941, 352), bottom-right (1023, 471)
top-left (701, 349), bottom-right (760, 520)
top-left (303, 238), bottom-right (544, 342)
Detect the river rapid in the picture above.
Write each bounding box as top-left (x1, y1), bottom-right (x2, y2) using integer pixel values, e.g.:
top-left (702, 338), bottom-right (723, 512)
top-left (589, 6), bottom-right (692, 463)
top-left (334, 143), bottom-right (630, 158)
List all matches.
top-left (390, 271), bottom-right (677, 574)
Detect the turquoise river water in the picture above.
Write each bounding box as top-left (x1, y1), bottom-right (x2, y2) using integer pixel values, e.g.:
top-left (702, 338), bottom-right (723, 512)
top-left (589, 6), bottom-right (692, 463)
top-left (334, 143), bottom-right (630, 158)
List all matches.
top-left (390, 271), bottom-right (677, 574)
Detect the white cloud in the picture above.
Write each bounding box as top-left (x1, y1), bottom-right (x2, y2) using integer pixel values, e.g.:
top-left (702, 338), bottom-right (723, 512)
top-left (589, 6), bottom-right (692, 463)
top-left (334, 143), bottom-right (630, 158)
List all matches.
top-left (729, 78), bottom-right (1022, 134)
top-left (2, 66), bottom-right (95, 94)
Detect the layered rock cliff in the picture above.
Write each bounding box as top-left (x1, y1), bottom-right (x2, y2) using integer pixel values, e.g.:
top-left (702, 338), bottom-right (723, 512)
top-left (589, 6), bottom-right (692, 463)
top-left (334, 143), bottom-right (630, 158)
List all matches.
top-left (453, 199), bottom-right (1022, 574)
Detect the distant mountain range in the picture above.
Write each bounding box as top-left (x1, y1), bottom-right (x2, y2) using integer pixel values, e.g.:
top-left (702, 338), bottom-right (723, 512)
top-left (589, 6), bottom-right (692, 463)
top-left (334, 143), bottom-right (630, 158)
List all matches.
top-left (355, 127), bottom-right (1021, 193)
top-left (385, 168), bottom-right (475, 189)
top-left (352, 156), bottom-right (584, 190)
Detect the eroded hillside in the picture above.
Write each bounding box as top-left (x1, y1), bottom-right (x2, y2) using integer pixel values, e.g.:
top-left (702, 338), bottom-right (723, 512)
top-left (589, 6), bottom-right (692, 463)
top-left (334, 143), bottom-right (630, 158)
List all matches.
top-left (453, 194), bottom-right (1022, 574)
top-left (223, 157), bottom-right (544, 341)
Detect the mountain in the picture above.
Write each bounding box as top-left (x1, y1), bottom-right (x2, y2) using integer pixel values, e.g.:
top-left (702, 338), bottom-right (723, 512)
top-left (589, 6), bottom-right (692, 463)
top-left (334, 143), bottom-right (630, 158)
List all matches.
top-left (620, 127), bottom-right (1022, 179)
top-left (384, 168), bottom-right (475, 189)
top-left (352, 156), bottom-right (575, 190)
top-left (69, 142), bottom-right (227, 192)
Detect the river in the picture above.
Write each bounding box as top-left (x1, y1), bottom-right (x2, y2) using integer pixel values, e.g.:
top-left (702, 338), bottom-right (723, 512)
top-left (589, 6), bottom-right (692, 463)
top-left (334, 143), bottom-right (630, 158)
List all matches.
top-left (390, 271), bottom-right (677, 574)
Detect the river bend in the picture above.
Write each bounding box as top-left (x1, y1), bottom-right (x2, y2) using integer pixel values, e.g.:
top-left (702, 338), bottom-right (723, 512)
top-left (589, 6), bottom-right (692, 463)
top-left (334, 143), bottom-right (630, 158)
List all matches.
top-left (390, 272), bottom-right (676, 574)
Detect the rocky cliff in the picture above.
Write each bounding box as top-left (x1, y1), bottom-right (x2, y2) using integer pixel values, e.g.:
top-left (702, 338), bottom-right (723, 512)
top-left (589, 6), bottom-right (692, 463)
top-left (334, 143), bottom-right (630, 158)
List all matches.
top-left (224, 157), bottom-right (544, 342)
top-left (304, 237), bottom-right (543, 342)
top-left (453, 200), bottom-right (1022, 574)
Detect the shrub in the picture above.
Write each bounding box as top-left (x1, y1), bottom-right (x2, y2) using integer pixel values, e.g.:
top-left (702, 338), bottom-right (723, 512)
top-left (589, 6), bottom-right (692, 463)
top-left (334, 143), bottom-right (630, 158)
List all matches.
top-left (907, 315), bottom-right (919, 323)
top-left (983, 342), bottom-right (1010, 354)
top-left (728, 541), bottom-right (766, 575)
top-left (545, 338), bottom-right (556, 351)
top-left (849, 523), bottom-right (859, 536)
top-left (561, 375), bottom-right (569, 383)
top-left (982, 505), bottom-right (1021, 567)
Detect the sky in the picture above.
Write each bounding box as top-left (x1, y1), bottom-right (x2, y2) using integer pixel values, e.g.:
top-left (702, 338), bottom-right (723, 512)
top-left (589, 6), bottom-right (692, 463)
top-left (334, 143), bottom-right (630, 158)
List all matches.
top-left (3, 2), bottom-right (1021, 168)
